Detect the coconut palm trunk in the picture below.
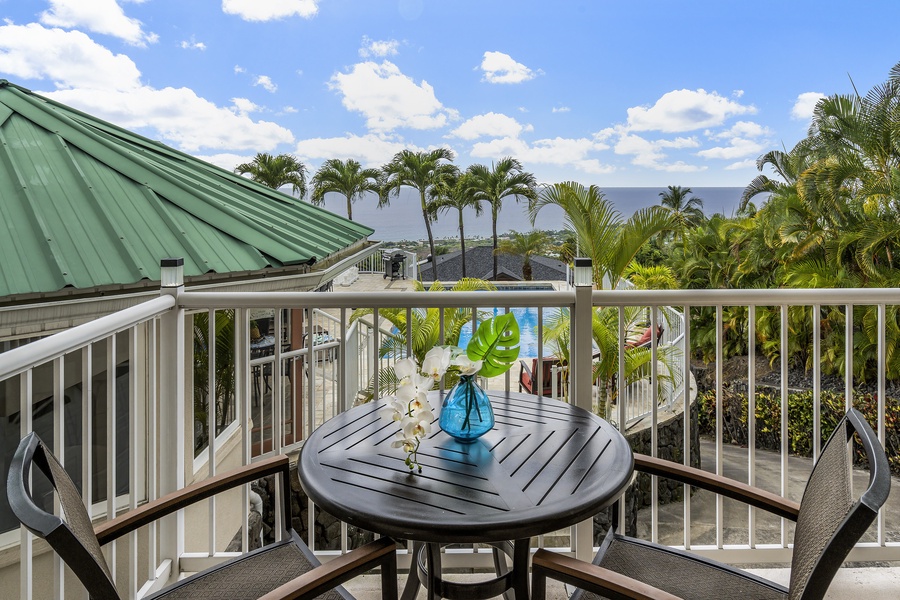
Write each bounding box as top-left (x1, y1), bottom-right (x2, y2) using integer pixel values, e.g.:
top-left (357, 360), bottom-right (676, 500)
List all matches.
top-left (381, 149), bottom-right (457, 282)
top-left (466, 158), bottom-right (537, 280)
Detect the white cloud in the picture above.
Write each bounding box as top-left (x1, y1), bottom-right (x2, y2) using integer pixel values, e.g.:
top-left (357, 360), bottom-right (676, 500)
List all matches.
top-left (281, 106), bottom-right (298, 114)
top-left (479, 51), bottom-right (538, 84)
top-left (0, 23), bottom-right (293, 152)
top-left (0, 23), bottom-right (142, 90)
top-left (296, 134), bottom-right (415, 168)
top-left (254, 75), bottom-right (277, 93)
top-left (181, 38), bottom-right (206, 51)
top-left (329, 60), bottom-right (456, 132)
top-left (626, 89), bottom-right (756, 133)
top-left (234, 65), bottom-right (245, 74)
top-left (792, 91), bottom-right (826, 120)
top-left (231, 97), bottom-right (261, 115)
top-left (613, 133), bottom-right (705, 172)
top-left (40, 0), bottom-right (157, 46)
top-left (471, 136), bottom-right (613, 175)
top-left (359, 36), bottom-right (400, 58)
top-left (699, 120), bottom-right (770, 160)
top-left (709, 120), bottom-right (771, 140)
top-left (222, 0), bottom-right (318, 21)
top-left (725, 159), bottom-right (757, 170)
top-left (697, 137), bottom-right (766, 160)
top-left (552, 106), bottom-right (571, 113)
top-left (48, 86), bottom-right (294, 151)
top-left (733, 90), bottom-right (744, 98)
top-left (448, 113), bottom-right (531, 140)
top-left (192, 152), bottom-right (254, 171)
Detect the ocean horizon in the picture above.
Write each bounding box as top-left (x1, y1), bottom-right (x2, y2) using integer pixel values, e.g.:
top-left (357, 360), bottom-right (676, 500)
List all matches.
top-left (315, 187), bottom-right (745, 242)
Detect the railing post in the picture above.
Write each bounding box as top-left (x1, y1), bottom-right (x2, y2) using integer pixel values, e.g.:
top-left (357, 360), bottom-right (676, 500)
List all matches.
top-left (572, 258), bottom-right (594, 561)
top-left (158, 258), bottom-right (185, 582)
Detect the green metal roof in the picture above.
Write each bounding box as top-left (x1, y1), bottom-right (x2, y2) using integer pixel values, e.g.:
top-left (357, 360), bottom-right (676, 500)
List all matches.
top-left (0, 80), bottom-right (373, 299)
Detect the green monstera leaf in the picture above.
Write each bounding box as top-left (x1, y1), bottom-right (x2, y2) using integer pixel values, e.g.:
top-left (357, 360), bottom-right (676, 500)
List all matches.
top-left (465, 312), bottom-right (520, 378)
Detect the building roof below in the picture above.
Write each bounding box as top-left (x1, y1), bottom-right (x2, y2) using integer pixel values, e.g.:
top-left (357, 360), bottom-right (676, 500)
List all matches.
top-left (419, 245), bottom-right (567, 282)
top-left (0, 81), bottom-right (373, 299)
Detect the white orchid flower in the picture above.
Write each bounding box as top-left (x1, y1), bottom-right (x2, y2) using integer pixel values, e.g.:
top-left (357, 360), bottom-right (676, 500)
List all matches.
top-left (402, 413), bottom-right (432, 439)
top-left (421, 346), bottom-right (451, 380)
top-left (452, 354), bottom-right (483, 376)
top-left (379, 405), bottom-right (400, 422)
top-left (394, 357), bottom-right (418, 380)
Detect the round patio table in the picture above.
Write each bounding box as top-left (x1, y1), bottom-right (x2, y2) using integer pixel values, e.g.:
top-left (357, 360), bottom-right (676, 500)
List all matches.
top-left (298, 390), bottom-right (634, 600)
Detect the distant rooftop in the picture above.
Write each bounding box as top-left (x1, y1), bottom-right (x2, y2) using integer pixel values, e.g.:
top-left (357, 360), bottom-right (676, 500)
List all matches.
top-left (419, 245), bottom-right (567, 282)
top-left (0, 80), bottom-right (373, 301)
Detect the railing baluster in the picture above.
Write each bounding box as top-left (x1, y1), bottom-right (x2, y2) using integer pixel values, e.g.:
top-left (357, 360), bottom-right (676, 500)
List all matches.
top-left (53, 356), bottom-right (65, 599)
top-left (106, 335), bottom-right (117, 583)
top-left (780, 305), bottom-right (789, 547)
top-left (20, 370), bottom-right (33, 600)
top-left (715, 305), bottom-right (724, 550)
top-left (748, 305), bottom-right (757, 549)
top-left (147, 320), bottom-right (159, 587)
top-left (650, 306), bottom-right (659, 545)
top-left (207, 309), bottom-right (217, 556)
top-left (878, 303), bottom-right (886, 545)
top-left (682, 304), bottom-right (691, 551)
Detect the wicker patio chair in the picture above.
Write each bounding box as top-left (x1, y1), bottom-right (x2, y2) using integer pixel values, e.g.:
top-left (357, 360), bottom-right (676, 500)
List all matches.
top-left (7, 432), bottom-right (398, 600)
top-left (532, 407), bottom-right (891, 600)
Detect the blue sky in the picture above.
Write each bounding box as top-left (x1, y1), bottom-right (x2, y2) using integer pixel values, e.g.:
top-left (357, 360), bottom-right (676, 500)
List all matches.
top-left (1, 0), bottom-right (898, 188)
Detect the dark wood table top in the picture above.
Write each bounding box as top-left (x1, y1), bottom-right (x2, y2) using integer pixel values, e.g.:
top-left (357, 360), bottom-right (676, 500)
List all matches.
top-left (298, 390), bottom-right (634, 544)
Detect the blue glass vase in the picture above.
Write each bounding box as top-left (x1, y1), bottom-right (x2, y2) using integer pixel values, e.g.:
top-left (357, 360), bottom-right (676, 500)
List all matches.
top-left (439, 375), bottom-right (494, 443)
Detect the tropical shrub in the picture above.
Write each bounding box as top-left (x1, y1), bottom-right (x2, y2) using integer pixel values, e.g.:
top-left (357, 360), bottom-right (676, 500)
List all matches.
top-left (696, 388), bottom-right (900, 475)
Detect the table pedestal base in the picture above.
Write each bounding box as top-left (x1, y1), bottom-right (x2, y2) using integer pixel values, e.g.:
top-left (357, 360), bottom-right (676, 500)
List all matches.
top-left (400, 539), bottom-right (530, 600)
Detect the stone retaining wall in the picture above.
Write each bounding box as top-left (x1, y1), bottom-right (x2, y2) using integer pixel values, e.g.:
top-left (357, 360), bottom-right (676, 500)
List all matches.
top-left (592, 400), bottom-right (700, 541)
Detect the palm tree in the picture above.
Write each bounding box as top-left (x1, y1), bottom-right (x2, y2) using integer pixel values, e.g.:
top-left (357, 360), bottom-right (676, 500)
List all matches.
top-left (309, 158), bottom-right (381, 221)
top-left (658, 185), bottom-right (704, 243)
top-left (235, 153), bottom-right (308, 198)
top-left (495, 230), bottom-right (550, 281)
top-left (429, 172), bottom-right (482, 278)
top-left (740, 146), bottom-right (807, 212)
top-left (192, 310), bottom-right (235, 454)
top-left (381, 149), bottom-right (458, 280)
top-left (529, 182), bottom-right (673, 289)
top-left (465, 158), bottom-right (538, 280)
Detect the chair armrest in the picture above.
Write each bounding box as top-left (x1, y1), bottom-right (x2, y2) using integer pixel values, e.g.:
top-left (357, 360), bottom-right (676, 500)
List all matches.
top-left (634, 454), bottom-right (800, 521)
top-left (258, 537), bottom-right (398, 600)
top-left (96, 454), bottom-right (290, 545)
top-left (532, 549), bottom-right (682, 600)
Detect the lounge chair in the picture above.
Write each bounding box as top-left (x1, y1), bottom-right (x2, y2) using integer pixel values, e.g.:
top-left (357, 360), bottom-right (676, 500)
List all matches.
top-left (624, 325), bottom-right (664, 349)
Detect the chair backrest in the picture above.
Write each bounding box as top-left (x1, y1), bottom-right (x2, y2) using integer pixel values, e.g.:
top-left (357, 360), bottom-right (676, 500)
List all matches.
top-left (788, 408), bottom-right (891, 600)
top-left (526, 357), bottom-right (562, 395)
top-left (7, 432), bottom-right (120, 600)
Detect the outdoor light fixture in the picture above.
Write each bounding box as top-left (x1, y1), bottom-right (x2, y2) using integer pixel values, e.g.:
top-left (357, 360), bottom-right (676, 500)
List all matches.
top-left (160, 257), bottom-right (184, 288)
top-left (573, 257), bottom-right (592, 287)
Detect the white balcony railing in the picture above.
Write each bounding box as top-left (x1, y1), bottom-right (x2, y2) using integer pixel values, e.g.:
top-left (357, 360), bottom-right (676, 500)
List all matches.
top-left (1, 281), bottom-right (899, 598)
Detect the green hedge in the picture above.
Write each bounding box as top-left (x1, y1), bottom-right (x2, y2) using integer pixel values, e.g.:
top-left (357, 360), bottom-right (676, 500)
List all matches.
top-left (697, 388), bottom-right (900, 475)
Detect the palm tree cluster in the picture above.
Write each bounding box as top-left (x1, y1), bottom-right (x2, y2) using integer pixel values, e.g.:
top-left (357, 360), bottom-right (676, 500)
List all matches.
top-left (237, 150), bottom-right (540, 282)
top-left (660, 61), bottom-right (900, 381)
